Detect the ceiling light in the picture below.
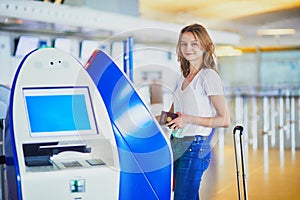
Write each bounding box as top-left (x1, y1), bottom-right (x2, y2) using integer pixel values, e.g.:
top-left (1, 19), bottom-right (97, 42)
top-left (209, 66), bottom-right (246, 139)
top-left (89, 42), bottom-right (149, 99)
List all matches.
top-left (256, 29), bottom-right (296, 36)
top-left (0, 17), bottom-right (23, 25)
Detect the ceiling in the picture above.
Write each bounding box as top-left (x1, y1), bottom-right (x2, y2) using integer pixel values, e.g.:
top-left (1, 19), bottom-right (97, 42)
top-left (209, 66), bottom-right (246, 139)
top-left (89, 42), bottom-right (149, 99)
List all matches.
top-left (0, 0), bottom-right (299, 48)
top-left (138, 0), bottom-right (300, 47)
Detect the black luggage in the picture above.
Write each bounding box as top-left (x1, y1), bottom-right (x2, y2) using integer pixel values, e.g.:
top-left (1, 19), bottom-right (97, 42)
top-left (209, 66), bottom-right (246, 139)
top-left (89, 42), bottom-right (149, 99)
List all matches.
top-left (233, 125), bottom-right (248, 200)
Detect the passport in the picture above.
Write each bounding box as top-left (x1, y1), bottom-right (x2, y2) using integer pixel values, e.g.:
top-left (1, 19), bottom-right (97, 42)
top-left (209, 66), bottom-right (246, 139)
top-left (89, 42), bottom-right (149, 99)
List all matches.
top-left (159, 111), bottom-right (178, 125)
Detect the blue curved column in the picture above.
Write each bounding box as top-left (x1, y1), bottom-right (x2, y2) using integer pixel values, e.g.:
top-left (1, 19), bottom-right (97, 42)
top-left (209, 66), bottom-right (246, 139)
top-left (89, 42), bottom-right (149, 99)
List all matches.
top-left (85, 50), bottom-right (172, 200)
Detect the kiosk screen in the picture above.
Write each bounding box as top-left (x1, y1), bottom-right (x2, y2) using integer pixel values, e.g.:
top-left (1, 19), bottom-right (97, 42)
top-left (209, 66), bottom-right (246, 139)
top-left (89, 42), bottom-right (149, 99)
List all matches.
top-left (23, 87), bottom-right (98, 137)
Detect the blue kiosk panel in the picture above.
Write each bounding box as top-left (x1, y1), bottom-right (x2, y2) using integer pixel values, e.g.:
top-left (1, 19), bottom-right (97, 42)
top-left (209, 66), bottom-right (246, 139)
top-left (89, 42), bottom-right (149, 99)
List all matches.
top-left (85, 50), bottom-right (173, 200)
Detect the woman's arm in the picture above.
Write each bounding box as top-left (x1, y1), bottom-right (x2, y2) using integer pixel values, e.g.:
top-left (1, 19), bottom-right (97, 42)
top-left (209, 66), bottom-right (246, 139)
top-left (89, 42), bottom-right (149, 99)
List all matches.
top-left (169, 95), bottom-right (230, 129)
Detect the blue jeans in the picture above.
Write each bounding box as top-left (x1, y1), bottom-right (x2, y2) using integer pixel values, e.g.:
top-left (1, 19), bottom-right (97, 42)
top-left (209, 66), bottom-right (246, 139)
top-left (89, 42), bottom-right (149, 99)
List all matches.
top-left (171, 135), bottom-right (212, 200)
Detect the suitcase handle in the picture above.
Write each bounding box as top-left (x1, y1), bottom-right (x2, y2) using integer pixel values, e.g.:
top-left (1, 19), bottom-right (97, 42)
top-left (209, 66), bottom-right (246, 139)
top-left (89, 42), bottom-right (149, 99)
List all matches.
top-left (233, 125), bottom-right (243, 135)
top-left (233, 125), bottom-right (248, 200)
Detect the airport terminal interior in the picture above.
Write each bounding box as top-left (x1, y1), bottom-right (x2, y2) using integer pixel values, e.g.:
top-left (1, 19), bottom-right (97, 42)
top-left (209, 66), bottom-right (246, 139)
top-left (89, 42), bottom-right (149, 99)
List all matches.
top-left (0, 0), bottom-right (300, 199)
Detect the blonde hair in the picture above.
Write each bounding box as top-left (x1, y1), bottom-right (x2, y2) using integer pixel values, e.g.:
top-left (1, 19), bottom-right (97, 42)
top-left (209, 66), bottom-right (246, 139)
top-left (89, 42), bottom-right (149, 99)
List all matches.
top-left (176, 23), bottom-right (218, 77)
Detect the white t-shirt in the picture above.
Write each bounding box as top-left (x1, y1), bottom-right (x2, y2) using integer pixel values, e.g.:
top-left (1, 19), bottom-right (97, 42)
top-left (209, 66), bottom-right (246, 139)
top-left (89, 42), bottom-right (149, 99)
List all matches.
top-left (172, 68), bottom-right (224, 137)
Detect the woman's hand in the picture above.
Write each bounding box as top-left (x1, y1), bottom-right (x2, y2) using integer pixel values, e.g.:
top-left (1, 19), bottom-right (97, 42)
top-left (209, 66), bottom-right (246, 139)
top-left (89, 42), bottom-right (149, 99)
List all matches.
top-left (166, 112), bottom-right (188, 130)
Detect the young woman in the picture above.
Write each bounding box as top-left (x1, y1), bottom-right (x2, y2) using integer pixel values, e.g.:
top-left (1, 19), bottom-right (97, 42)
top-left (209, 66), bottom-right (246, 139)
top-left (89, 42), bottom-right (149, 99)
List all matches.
top-left (167, 23), bottom-right (230, 200)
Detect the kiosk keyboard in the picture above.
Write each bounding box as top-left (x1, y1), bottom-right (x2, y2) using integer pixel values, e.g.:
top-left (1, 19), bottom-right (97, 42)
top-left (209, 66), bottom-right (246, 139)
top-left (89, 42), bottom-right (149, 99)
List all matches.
top-left (86, 159), bottom-right (105, 166)
top-left (62, 161), bottom-right (82, 168)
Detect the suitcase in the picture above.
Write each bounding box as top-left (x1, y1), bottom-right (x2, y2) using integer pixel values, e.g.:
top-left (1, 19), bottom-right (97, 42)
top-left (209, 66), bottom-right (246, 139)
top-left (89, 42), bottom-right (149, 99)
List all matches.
top-left (233, 125), bottom-right (248, 200)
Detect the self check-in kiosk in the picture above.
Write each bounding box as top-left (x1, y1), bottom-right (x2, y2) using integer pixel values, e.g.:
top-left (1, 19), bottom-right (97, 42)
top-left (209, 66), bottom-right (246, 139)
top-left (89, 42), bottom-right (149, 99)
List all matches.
top-left (5, 48), bottom-right (120, 200)
top-left (5, 47), bottom-right (173, 200)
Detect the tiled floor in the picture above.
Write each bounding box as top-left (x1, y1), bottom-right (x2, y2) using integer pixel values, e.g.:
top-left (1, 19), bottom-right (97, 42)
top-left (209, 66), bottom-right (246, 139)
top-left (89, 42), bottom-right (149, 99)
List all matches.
top-left (200, 144), bottom-right (300, 200)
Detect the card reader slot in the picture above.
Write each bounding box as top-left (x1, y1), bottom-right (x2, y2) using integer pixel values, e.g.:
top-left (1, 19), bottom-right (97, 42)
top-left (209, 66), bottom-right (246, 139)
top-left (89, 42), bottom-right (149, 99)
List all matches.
top-left (23, 142), bottom-right (91, 167)
top-left (39, 144), bottom-right (91, 155)
top-left (23, 142), bottom-right (58, 167)
top-left (25, 156), bottom-right (52, 166)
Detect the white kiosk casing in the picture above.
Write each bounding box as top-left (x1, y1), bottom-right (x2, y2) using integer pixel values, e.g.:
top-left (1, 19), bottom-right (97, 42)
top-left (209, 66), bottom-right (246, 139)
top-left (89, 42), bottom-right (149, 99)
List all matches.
top-left (6, 48), bottom-right (120, 200)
